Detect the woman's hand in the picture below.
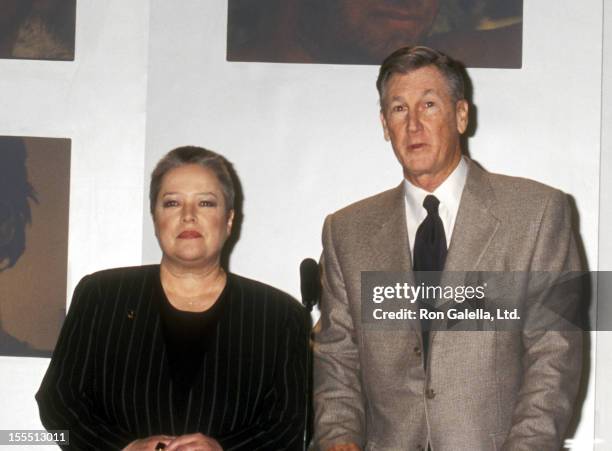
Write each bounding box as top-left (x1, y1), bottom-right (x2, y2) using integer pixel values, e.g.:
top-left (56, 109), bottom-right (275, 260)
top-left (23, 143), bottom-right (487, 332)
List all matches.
top-left (123, 435), bottom-right (175, 450)
top-left (165, 433), bottom-right (222, 451)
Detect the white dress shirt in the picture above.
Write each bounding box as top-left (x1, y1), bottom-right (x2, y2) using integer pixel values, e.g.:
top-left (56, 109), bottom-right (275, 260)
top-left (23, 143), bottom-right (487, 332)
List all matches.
top-left (404, 156), bottom-right (469, 259)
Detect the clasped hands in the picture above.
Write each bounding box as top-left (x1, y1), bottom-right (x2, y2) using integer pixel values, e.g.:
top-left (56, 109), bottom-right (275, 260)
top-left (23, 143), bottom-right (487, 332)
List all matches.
top-left (123, 433), bottom-right (222, 451)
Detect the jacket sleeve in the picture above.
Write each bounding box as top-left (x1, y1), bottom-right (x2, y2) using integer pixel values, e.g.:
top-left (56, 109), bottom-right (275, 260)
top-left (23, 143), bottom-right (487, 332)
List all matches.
top-left (216, 302), bottom-right (309, 451)
top-left (35, 275), bottom-right (134, 450)
top-left (312, 215), bottom-right (365, 450)
top-left (502, 190), bottom-right (583, 451)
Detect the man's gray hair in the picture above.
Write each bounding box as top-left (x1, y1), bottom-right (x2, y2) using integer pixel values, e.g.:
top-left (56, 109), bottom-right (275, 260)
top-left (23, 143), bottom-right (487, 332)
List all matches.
top-left (376, 46), bottom-right (466, 108)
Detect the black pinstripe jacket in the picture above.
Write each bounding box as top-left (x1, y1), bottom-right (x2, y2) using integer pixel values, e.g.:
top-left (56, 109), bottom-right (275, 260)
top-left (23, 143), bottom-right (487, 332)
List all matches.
top-left (36, 265), bottom-right (309, 450)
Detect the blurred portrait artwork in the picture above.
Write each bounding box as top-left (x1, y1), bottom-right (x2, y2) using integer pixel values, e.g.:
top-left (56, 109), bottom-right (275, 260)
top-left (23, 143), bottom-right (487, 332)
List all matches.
top-left (0, 0), bottom-right (76, 60)
top-left (227, 0), bottom-right (523, 68)
top-left (0, 136), bottom-right (71, 357)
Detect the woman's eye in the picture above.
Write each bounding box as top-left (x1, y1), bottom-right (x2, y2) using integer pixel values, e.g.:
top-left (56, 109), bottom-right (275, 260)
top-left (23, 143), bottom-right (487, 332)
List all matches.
top-left (424, 101), bottom-right (435, 108)
top-left (392, 104), bottom-right (405, 113)
top-left (199, 200), bottom-right (217, 207)
top-left (162, 200), bottom-right (179, 208)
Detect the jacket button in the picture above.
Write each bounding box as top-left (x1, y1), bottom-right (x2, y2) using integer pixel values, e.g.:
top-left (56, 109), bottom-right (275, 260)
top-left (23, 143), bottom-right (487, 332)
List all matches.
top-left (413, 346), bottom-right (422, 357)
top-left (426, 388), bottom-right (436, 399)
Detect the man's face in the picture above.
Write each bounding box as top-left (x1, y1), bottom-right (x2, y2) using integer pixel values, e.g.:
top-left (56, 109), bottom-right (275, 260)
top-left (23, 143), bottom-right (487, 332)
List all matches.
top-left (380, 66), bottom-right (468, 191)
top-left (336, 0), bottom-right (439, 59)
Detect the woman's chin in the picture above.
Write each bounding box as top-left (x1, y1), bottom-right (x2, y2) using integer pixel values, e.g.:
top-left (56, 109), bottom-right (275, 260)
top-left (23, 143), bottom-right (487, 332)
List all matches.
top-left (164, 252), bottom-right (219, 269)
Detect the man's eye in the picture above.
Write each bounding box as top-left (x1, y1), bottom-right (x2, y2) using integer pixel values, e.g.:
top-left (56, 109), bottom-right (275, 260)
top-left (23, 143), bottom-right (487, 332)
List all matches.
top-left (392, 105), bottom-right (405, 112)
top-left (199, 200), bottom-right (217, 207)
top-left (163, 200), bottom-right (179, 208)
top-left (424, 101), bottom-right (435, 108)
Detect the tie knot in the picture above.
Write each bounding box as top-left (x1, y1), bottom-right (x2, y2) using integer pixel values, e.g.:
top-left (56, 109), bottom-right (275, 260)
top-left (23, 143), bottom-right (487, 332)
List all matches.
top-left (423, 195), bottom-right (440, 215)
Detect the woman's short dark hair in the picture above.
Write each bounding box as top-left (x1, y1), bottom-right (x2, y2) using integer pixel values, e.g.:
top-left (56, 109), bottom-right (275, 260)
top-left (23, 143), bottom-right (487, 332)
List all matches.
top-left (376, 46), bottom-right (465, 107)
top-left (149, 146), bottom-right (235, 215)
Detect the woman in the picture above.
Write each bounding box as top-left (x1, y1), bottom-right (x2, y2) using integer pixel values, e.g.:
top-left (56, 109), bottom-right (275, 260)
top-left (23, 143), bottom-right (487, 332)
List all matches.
top-left (36, 146), bottom-right (309, 450)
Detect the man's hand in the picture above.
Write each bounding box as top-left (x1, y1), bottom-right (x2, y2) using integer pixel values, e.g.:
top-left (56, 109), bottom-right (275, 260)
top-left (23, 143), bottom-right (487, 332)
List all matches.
top-left (165, 433), bottom-right (222, 451)
top-left (123, 435), bottom-right (175, 450)
top-left (326, 444), bottom-right (361, 451)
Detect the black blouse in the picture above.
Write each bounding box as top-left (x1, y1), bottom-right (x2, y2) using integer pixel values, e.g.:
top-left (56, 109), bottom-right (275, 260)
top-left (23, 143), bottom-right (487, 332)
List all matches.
top-left (159, 278), bottom-right (229, 412)
top-left (36, 265), bottom-right (309, 450)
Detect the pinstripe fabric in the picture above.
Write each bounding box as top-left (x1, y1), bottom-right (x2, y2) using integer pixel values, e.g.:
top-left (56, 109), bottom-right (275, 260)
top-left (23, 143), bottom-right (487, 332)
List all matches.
top-left (36, 265), bottom-right (309, 450)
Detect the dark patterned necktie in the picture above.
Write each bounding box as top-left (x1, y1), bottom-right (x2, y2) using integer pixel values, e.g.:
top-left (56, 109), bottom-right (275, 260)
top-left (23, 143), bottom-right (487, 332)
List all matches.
top-left (413, 195), bottom-right (447, 370)
top-left (413, 195), bottom-right (447, 272)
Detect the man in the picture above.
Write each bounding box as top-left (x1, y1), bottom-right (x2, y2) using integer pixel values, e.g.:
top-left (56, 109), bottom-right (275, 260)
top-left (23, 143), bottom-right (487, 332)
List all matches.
top-left (312, 46), bottom-right (582, 450)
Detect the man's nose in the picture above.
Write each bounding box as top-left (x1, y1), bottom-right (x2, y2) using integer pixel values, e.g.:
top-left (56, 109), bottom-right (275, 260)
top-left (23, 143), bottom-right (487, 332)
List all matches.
top-left (408, 111), bottom-right (423, 133)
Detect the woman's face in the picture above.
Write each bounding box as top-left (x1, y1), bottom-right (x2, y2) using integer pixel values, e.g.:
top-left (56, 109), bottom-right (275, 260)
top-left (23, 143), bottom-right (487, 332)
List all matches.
top-left (153, 164), bottom-right (233, 270)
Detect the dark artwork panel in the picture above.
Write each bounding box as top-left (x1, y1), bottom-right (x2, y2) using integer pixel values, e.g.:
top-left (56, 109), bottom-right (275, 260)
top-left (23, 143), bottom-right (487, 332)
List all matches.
top-left (0, 0), bottom-right (76, 61)
top-left (227, 0), bottom-right (523, 68)
top-left (0, 136), bottom-right (71, 357)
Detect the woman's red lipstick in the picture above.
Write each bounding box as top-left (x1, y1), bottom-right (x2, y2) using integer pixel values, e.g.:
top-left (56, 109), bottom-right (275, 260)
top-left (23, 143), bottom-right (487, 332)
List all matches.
top-left (178, 230), bottom-right (202, 239)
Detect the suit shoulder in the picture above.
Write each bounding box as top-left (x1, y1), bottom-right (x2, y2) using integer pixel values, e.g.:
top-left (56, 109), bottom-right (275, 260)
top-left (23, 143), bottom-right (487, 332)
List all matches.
top-left (229, 273), bottom-right (306, 318)
top-left (67, 266), bottom-right (156, 317)
top-left (74, 265), bottom-right (159, 306)
top-left (486, 171), bottom-right (562, 199)
top-left (328, 186), bottom-right (402, 226)
top-left (479, 169), bottom-right (569, 220)
top-left (83, 264), bottom-right (158, 287)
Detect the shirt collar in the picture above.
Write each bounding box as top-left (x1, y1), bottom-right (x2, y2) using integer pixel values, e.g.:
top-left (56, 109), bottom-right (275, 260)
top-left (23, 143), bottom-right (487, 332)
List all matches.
top-left (403, 156), bottom-right (468, 220)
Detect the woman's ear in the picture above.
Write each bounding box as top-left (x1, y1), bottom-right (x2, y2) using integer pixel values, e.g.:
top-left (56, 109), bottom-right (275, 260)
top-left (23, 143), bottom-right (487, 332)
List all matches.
top-left (226, 209), bottom-right (235, 235)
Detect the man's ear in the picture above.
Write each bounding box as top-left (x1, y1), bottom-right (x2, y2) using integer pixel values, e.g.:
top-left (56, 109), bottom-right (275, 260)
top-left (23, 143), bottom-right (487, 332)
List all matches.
top-left (380, 111), bottom-right (390, 141)
top-left (456, 99), bottom-right (469, 134)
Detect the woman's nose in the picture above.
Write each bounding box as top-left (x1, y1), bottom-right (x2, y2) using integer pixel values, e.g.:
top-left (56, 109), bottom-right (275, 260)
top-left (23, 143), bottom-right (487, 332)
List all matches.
top-left (181, 203), bottom-right (197, 222)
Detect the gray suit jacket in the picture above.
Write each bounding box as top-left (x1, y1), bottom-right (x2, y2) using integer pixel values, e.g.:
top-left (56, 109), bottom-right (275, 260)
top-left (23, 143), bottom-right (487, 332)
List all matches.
top-left (312, 160), bottom-right (582, 451)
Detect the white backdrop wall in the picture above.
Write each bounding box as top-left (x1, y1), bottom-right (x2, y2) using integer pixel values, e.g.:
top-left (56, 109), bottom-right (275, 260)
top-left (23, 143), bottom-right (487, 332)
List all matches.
top-left (0, 0), bottom-right (608, 449)
top-left (595, 0), bottom-right (612, 449)
top-left (0, 0), bottom-right (150, 445)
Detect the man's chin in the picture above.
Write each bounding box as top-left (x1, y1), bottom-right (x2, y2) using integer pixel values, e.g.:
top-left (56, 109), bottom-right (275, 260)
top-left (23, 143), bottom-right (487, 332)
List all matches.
top-left (404, 167), bottom-right (432, 181)
top-left (402, 157), bottom-right (435, 176)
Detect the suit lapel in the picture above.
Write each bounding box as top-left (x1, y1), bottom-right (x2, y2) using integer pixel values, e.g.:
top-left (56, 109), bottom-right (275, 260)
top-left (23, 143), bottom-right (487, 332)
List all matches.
top-left (363, 184), bottom-right (421, 337)
top-left (445, 161), bottom-right (500, 273)
top-left (367, 183), bottom-right (413, 273)
top-left (432, 161), bottom-right (501, 337)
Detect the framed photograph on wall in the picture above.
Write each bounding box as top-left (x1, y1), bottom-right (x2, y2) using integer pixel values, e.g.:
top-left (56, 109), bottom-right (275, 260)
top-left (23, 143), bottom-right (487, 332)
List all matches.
top-left (227, 0), bottom-right (523, 68)
top-left (0, 136), bottom-right (71, 357)
top-left (0, 0), bottom-right (76, 61)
